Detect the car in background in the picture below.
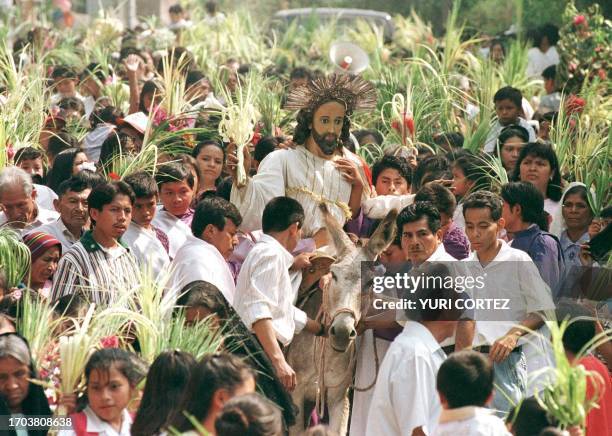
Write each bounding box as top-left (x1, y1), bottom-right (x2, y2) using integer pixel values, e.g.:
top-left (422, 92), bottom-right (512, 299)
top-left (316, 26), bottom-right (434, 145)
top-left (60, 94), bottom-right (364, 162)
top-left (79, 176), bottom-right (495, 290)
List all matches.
top-left (272, 8), bottom-right (395, 43)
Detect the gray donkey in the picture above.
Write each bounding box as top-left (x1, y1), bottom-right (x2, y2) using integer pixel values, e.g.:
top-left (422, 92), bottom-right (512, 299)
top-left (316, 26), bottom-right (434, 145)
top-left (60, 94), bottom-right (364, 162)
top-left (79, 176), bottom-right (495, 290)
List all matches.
top-left (286, 205), bottom-right (398, 435)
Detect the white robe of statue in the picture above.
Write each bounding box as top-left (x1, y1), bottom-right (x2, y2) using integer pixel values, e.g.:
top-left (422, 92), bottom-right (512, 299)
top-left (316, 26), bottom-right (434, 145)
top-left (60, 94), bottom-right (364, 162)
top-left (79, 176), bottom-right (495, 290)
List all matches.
top-left (230, 146), bottom-right (366, 237)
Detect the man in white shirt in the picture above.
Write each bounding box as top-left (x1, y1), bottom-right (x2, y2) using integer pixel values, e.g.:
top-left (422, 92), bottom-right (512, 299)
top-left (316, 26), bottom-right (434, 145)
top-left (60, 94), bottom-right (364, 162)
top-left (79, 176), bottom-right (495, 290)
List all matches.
top-left (366, 262), bottom-right (463, 436)
top-left (30, 176), bottom-right (90, 253)
top-left (462, 191), bottom-right (555, 413)
top-left (169, 197), bottom-right (241, 306)
top-left (233, 196), bottom-right (325, 391)
top-left (395, 202), bottom-right (475, 350)
top-left (0, 167), bottom-right (58, 235)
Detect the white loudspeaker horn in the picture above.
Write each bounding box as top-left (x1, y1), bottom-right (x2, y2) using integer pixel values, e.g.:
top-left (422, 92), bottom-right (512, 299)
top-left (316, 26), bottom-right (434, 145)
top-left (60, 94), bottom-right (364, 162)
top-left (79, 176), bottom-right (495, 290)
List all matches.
top-left (329, 41), bottom-right (369, 75)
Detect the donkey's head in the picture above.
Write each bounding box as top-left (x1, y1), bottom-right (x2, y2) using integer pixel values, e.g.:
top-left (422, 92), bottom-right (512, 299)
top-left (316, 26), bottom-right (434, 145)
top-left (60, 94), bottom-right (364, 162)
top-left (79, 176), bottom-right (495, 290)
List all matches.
top-left (320, 204), bottom-right (397, 352)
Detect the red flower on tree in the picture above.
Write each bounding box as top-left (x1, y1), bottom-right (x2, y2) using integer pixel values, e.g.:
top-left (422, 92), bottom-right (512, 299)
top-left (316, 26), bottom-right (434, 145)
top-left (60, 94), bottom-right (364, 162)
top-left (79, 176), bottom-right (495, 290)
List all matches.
top-left (573, 15), bottom-right (586, 26)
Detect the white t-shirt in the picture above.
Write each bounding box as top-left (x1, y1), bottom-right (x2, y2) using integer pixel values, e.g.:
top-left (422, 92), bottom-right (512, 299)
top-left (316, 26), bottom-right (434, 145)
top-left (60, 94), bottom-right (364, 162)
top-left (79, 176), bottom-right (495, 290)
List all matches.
top-left (434, 406), bottom-right (511, 435)
top-left (169, 236), bottom-right (236, 305)
top-left (366, 321), bottom-right (446, 436)
top-left (463, 240), bottom-right (555, 346)
top-left (526, 46), bottom-right (559, 78)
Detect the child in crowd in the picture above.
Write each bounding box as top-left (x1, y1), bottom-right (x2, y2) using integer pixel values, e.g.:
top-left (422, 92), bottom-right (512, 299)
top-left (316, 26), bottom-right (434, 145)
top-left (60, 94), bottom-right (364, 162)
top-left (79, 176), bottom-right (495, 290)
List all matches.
top-left (346, 154), bottom-right (412, 237)
top-left (561, 307), bottom-right (611, 436)
top-left (494, 125), bottom-right (530, 175)
top-left (434, 351), bottom-right (511, 435)
top-left (58, 348), bottom-right (147, 436)
top-left (451, 153), bottom-right (490, 229)
top-left (15, 147), bottom-right (45, 184)
top-left (484, 86), bottom-right (536, 153)
top-left (123, 172), bottom-right (170, 278)
top-left (152, 162), bottom-right (196, 258)
top-left (415, 182), bottom-right (470, 260)
top-left (166, 353), bottom-right (256, 435)
top-left (131, 350), bottom-right (197, 436)
top-left (50, 65), bottom-right (84, 106)
top-left (168, 3), bottom-right (192, 31)
top-left (538, 65), bottom-right (561, 115)
top-left (214, 393), bottom-right (283, 436)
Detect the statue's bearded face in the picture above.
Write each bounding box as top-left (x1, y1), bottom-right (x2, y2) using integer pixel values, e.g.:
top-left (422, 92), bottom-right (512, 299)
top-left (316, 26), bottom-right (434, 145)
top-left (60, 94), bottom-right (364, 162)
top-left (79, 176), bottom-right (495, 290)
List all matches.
top-left (310, 100), bottom-right (346, 155)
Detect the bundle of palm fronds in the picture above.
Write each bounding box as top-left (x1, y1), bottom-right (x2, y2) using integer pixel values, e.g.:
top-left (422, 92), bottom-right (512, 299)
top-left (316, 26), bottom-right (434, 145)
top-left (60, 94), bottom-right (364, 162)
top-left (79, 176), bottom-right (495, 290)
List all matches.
top-left (0, 227), bottom-right (31, 288)
top-left (218, 73), bottom-right (259, 187)
top-left (16, 290), bottom-right (60, 364)
top-left (0, 42), bottom-right (47, 165)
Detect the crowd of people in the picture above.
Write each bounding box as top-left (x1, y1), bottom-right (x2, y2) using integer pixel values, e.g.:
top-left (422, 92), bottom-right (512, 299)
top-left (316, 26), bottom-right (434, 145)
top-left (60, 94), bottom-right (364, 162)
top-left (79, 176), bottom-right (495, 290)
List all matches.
top-left (0, 1), bottom-right (610, 436)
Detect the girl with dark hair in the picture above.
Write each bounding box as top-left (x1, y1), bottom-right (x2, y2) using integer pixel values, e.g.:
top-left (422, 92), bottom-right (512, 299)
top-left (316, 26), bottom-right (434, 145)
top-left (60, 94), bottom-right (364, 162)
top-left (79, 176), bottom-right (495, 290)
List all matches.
top-left (139, 80), bottom-right (162, 114)
top-left (165, 353), bottom-right (255, 435)
top-left (59, 348), bottom-right (147, 436)
top-left (451, 153), bottom-right (492, 228)
top-left (131, 351), bottom-right (197, 436)
top-left (495, 125), bottom-right (530, 174)
top-left (46, 148), bottom-right (91, 194)
top-left (0, 333), bottom-right (52, 436)
top-left (488, 39), bottom-right (505, 64)
top-left (512, 141), bottom-right (563, 225)
top-left (98, 132), bottom-right (136, 172)
top-left (214, 393), bottom-right (283, 436)
top-left (191, 140), bottom-right (225, 196)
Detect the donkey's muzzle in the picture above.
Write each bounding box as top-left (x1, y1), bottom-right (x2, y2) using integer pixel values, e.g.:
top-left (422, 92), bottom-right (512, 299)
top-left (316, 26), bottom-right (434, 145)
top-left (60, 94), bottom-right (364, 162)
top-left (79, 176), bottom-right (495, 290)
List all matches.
top-left (329, 313), bottom-right (357, 352)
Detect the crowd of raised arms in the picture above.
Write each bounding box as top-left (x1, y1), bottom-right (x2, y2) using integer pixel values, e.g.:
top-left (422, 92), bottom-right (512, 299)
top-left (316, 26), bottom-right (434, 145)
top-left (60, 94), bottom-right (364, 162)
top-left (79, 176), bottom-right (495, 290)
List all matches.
top-left (0, 1), bottom-right (610, 435)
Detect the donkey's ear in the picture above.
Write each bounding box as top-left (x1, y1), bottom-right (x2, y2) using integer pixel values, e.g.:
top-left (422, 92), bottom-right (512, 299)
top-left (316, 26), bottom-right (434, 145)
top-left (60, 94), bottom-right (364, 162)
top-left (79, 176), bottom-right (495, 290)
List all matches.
top-left (363, 209), bottom-right (398, 260)
top-left (320, 202), bottom-right (354, 259)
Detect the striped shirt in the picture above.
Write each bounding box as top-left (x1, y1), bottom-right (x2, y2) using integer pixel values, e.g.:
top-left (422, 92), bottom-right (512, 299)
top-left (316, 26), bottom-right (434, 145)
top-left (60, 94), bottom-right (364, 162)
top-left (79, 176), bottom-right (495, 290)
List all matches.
top-left (50, 231), bottom-right (140, 305)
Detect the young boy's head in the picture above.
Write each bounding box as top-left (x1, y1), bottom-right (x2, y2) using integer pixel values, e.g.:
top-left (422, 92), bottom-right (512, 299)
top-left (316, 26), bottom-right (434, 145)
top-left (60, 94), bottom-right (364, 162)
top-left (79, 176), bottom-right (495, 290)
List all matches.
top-left (169, 4), bottom-right (185, 23)
top-left (155, 162), bottom-right (195, 217)
top-left (88, 181), bottom-right (135, 240)
top-left (372, 155), bottom-right (412, 196)
top-left (15, 147), bottom-right (45, 183)
top-left (415, 182), bottom-right (457, 232)
top-left (501, 181), bottom-right (546, 233)
top-left (124, 171), bottom-right (158, 228)
top-left (51, 65), bottom-right (78, 97)
top-left (462, 190), bottom-right (504, 254)
top-left (559, 304), bottom-right (596, 358)
top-left (436, 350), bottom-right (494, 409)
top-left (494, 86), bottom-right (523, 126)
top-left (542, 65), bottom-right (557, 95)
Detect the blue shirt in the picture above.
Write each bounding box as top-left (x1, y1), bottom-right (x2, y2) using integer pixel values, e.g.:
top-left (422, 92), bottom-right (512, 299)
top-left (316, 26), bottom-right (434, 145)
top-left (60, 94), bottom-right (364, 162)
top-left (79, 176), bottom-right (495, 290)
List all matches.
top-left (560, 230), bottom-right (590, 269)
top-left (510, 224), bottom-right (565, 297)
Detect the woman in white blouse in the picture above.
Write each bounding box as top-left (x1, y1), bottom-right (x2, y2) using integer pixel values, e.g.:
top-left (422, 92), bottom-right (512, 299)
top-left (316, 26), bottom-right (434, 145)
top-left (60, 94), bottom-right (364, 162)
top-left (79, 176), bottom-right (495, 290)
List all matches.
top-left (526, 24), bottom-right (560, 78)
